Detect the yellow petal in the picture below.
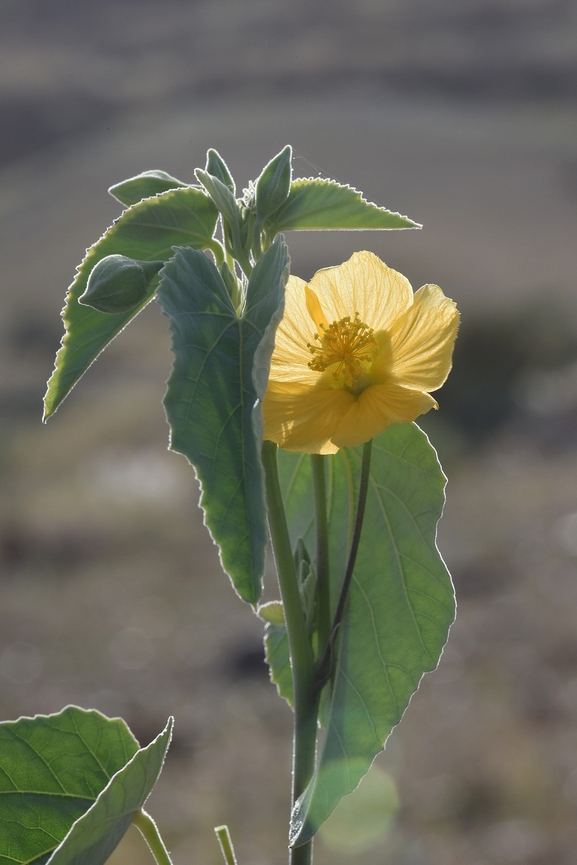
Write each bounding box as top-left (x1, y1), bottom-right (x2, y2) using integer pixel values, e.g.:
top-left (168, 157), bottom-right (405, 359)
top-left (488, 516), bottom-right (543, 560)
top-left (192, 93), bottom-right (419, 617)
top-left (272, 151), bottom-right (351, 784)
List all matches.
top-left (386, 284), bottom-right (459, 391)
top-left (331, 383), bottom-right (437, 449)
top-left (307, 251), bottom-right (413, 330)
top-left (269, 275), bottom-right (319, 382)
top-left (263, 380), bottom-right (354, 454)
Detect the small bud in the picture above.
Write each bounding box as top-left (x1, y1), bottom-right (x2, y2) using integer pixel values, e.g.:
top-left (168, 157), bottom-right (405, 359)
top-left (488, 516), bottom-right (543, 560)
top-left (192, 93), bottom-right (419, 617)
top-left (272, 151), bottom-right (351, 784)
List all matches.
top-left (205, 149), bottom-right (235, 193)
top-left (255, 145), bottom-right (292, 221)
top-left (79, 255), bottom-right (163, 314)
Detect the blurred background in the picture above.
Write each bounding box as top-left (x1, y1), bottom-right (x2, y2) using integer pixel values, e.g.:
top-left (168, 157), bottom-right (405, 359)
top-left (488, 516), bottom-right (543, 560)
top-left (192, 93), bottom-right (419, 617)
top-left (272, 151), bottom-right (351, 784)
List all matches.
top-left (1, 1), bottom-right (577, 863)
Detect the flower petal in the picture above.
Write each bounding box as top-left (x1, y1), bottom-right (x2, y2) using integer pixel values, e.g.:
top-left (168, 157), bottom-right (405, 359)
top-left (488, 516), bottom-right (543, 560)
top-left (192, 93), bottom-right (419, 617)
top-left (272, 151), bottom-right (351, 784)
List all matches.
top-left (308, 250), bottom-right (413, 330)
top-left (263, 380), bottom-right (354, 453)
top-left (387, 284), bottom-right (459, 391)
top-left (269, 275), bottom-right (318, 382)
top-left (331, 383), bottom-right (437, 448)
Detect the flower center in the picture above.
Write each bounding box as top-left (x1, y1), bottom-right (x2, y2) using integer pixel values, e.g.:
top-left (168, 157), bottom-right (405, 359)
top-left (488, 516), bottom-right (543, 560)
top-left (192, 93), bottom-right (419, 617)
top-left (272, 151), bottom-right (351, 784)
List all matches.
top-left (307, 313), bottom-right (378, 390)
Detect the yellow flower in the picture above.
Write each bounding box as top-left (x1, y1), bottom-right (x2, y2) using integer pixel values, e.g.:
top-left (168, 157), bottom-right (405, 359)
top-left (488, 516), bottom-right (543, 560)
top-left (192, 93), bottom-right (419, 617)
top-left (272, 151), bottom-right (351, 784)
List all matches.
top-left (263, 251), bottom-right (459, 454)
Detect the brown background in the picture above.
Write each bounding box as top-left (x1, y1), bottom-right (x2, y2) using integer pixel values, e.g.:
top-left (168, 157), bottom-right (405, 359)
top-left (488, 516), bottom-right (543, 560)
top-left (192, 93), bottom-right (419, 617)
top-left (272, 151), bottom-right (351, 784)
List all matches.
top-left (1, 2), bottom-right (577, 863)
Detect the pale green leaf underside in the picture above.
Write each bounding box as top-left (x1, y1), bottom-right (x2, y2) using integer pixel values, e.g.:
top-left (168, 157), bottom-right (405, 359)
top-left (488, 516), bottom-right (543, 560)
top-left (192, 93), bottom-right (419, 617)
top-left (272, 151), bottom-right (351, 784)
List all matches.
top-left (43, 187), bottom-right (218, 419)
top-left (47, 719), bottom-right (172, 865)
top-left (157, 238), bottom-right (289, 604)
top-left (269, 178), bottom-right (419, 232)
top-left (277, 424), bottom-right (455, 846)
top-left (0, 706), bottom-right (139, 865)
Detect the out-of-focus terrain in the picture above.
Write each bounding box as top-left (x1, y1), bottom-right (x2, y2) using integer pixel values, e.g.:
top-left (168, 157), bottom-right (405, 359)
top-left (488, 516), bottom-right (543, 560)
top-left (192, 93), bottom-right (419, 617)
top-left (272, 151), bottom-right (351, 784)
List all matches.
top-left (1, 2), bottom-right (577, 863)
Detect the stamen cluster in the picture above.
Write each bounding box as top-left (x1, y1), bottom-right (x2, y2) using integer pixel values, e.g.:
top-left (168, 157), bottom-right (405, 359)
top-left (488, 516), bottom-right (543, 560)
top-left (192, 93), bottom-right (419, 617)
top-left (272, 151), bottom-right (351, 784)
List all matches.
top-left (307, 313), bottom-right (377, 387)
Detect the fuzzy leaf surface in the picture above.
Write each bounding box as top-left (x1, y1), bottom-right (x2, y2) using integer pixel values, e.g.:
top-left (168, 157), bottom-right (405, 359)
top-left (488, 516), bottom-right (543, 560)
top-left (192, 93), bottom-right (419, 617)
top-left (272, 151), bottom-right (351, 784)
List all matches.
top-left (277, 424), bottom-right (455, 845)
top-left (47, 718), bottom-right (172, 865)
top-left (0, 706), bottom-right (143, 864)
top-left (157, 237), bottom-right (289, 604)
top-left (268, 179), bottom-right (419, 232)
top-left (44, 187), bottom-right (218, 419)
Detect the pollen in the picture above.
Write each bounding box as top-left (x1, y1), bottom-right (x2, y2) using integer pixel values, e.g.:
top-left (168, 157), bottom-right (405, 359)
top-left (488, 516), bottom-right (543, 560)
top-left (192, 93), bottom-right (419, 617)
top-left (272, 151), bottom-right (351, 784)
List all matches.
top-left (307, 313), bottom-right (378, 387)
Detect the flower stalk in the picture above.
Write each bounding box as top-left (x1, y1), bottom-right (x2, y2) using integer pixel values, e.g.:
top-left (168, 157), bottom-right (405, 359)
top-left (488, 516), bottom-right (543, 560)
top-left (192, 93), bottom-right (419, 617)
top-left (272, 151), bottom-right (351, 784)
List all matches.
top-left (311, 454), bottom-right (331, 655)
top-left (262, 440), bottom-right (319, 865)
top-left (317, 438), bottom-right (373, 683)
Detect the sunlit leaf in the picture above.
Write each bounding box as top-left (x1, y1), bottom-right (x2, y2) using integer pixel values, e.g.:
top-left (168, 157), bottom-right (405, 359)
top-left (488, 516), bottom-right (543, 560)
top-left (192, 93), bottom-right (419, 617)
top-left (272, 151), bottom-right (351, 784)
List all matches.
top-left (277, 424), bottom-right (455, 845)
top-left (264, 623), bottom-right (293, 706)
top-left (268, 179), bottom-right (419, 232)
top-left (44, 187), bottom-right (218, 420)
top-left (108, 170), bottom-right (189, 206)
top-left (48, 719), bottom-right (172, 865)
top-left (157, 237), bottom-right (289, 604)
top-left (0, 706), bottom-right (171, 865)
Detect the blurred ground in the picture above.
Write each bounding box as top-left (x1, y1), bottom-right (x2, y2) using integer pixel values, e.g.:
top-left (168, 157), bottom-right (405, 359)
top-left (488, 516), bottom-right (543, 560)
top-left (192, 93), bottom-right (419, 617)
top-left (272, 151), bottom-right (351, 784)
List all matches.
top-left (1, 2), bottom-right (577, 864)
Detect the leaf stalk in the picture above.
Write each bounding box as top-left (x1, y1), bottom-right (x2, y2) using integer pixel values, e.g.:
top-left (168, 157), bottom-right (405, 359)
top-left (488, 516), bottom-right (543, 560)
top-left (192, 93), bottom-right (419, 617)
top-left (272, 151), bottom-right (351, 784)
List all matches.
top-left (133, 809), bottom-right (174, 865)
top-left (317, 438), bottom-right (373, 683)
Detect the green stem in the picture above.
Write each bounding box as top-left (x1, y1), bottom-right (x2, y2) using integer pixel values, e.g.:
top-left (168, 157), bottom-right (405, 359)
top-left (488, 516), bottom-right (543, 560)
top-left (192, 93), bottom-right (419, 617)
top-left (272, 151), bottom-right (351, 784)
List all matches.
top-left (206, 239), bottom-right (225, 268)
top-left (311, 454), bottom-right (330, 655)
top-left (133, 809), bottom-right (173, 865)
top-left (262, 441), bottom-right (319, 865)
top-left (317, 438), bottom-right (373, 682)
top-left (214, 825), bottom-right (238, 865)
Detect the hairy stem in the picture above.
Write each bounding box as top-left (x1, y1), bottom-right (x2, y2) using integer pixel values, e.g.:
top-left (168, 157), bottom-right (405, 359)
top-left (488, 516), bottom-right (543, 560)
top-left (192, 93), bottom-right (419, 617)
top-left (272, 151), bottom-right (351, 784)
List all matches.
top-left (262, 440), bottom-right (319, 865)
top-left (214, 825), bottom-right (238, 865)
top-left (317, 438), bottom-right (373, 682)
top-left (311, 454), bottom-right (330, 655)
top-left (132, 809), bottom-right (173, 865)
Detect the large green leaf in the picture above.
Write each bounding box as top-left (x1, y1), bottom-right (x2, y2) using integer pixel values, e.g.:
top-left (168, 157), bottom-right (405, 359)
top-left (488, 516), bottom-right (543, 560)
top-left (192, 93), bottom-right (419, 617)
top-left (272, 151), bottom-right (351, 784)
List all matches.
top-left (268, 179), bottom-right (419, 232)
top-left (48, 719), bottom-right (172, 865)
top-left (157, 237), bottom-right (289, 604)
top-left (0, 706), bottom-right (171, 865)
top-left (276, 424), bottom-right (455, 846)
top-left (43, 187), bottom-right (219, 420)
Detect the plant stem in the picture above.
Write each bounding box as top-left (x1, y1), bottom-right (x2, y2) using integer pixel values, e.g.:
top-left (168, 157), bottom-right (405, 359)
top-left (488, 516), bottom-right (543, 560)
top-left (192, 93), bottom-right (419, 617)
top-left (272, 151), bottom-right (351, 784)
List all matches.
top-left (317, 438), bottom-right (373, 681)
top-left (311, 454), bottom-right (330, 655)
top-left (214, 825), bottom-right (238, 865)
top-left (262, 441), bottom-right (319, 865)
top-left (133, 809), bottom-right (174, 865)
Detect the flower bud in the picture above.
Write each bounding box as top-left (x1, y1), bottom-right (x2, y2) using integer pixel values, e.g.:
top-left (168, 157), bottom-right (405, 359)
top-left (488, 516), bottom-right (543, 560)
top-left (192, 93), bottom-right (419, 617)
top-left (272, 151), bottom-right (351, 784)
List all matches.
top-left (79, 255), bottom-right (163, 314)
top-left (255, 145), bottom-right (292, 221)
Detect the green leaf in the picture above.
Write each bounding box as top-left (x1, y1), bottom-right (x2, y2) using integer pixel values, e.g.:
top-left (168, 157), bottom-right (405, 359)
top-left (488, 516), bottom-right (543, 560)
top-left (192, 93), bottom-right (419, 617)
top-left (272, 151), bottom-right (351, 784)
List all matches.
top-left (108, 170), bottom-right (189, 206)
top-left (264, 622), bottom-right (293, 706)
top-left (48, 718), bottom-right (172, 865)
top-left (268, 179), bottom-right (419, 232)
top-left (277, 424), bottom-right (455, 846)
top-left (257, 600), bottom-right (285, 625)
top-left (0, 705), bottom-right (172, 865)
top-left (43, 187), bottom-right (219, 420)
top-left (156, 236), bottom-right (289, 604)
